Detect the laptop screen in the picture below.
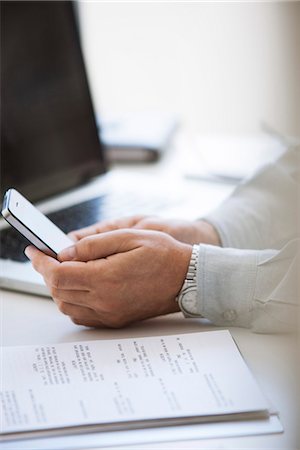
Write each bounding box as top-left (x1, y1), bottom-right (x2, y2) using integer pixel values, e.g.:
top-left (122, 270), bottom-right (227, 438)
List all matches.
top-left (1, 1), bottom-right (106, 203)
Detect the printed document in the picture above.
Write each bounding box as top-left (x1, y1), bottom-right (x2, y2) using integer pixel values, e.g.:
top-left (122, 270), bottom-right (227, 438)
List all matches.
top-left (1, 330), bottom-right (271, 441)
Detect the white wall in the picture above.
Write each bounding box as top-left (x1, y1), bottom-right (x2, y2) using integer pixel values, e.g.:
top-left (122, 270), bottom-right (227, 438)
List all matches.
top-left (78, 1), bottom-right (300, 136)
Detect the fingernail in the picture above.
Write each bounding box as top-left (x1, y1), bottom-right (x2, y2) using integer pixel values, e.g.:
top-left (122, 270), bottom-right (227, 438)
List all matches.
top-left (24, 247), bottom-right (33, 259)
top-left (58, 245), bottom-right (77, 261)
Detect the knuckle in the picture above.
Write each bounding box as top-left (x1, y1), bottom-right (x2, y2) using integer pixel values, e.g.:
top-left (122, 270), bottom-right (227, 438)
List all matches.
top-left (49, 267), bottom-right (61, 289)
top-left (71, 317), bottom-right (97, 328)
top-left (81, 236), bottom-right (95, 256)
top-left (68, 231), bottom-right (78, 241)
top-left (57, 301), bottom-right (70, 315)
top-left (70, 317), bottom-right (83, 325)
top-left (99, 218), bottom-right (111, 227)
top-left (50, 286), bottom-right (59, 299)
top-left (109, 219), bottom-right (119, 228)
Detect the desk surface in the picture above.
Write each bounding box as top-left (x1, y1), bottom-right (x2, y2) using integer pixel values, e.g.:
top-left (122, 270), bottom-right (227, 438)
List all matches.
top-left (1, 288), bottom-right (299, 450)
top-left (1, 134), bottom-right (299, 449)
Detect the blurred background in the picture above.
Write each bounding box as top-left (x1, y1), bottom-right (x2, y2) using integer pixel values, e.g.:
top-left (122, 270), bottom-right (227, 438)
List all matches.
top-left (78, 1), bottom-right (300, 137)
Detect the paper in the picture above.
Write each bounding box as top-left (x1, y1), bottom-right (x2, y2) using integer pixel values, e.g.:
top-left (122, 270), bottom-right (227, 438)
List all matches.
top-left (0, 415), bottom-right (283, 450)
top-left (1, 330), bottom-right (270, 440)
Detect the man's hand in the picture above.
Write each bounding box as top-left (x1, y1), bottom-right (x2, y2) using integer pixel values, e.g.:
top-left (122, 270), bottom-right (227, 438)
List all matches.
top-left (25, 229), bottom-right (192, 328)
top-left (70, 216), bottom-right (221, 246)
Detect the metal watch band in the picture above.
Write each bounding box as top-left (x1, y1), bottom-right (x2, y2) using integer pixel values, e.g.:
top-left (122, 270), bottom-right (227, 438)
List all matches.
top-left (185, 244), bottom-right (199, 284)
top-left (176, 244), bottom-right (200, 317)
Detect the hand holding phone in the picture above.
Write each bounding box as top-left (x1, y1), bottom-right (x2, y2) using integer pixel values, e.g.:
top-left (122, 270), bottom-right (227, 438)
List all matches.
top-left (2, 189), bottom-right (73, 258)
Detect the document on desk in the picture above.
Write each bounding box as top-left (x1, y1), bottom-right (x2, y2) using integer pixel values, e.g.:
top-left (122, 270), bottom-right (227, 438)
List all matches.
top-left (1, 330), bottom-right (274, 442)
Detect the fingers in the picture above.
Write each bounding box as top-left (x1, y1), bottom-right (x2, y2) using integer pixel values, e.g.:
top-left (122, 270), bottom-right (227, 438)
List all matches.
top-left (50, 287), bottom-right (90, 306)
top-left (55, 300), bottom-right (106, 328)
top-left (68, 231), bottom-right (80, 242)
top-left (58, 228), bottom-right (145, 262)
top-left (69, 215), bottom-right (146, 240)
top-left (53, 294), bottom-right (129, 328)
top-left (71, 318), bottom-right (106, 328)
top-left (25, 245), bottom-right (59, 272)
top-left (69, 223), bottom-right (105, 241)
top-left (25, 246), bottom-right (92, 290)
top-left (55, 299), bottom-right (93, 317)
top-left (55, 299), bottom-right (132, 329)
top-left (133, 217), bottom-right (162, 231)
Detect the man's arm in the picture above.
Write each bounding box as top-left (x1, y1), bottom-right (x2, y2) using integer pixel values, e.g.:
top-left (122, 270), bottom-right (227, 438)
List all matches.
top-left (25, 148), bottom-right (299, 332)
top-left (182, 147), bottom-right (299, 332)
top-left (204, 148), bottom-right (299, 250)
top-left (192, 241), bottom-right (299, 333)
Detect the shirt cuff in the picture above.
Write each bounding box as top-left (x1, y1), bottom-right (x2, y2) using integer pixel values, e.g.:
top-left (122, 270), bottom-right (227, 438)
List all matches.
top-left (195, 244), bottom-right (275, 328)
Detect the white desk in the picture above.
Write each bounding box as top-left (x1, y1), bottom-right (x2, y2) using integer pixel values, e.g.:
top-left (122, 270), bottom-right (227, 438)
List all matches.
top-left (1, 133), bottom-right (299, 449)
top-left (1, 289), bottom-right (299, 449)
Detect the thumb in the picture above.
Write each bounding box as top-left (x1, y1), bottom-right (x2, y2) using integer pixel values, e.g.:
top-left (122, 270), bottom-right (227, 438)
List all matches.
top-left (58, 229), bottom-right (142, 262)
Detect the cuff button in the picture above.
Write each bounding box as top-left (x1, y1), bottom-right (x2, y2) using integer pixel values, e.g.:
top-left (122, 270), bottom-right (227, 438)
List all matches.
top-left (222, 309), bottom-right (237, 322)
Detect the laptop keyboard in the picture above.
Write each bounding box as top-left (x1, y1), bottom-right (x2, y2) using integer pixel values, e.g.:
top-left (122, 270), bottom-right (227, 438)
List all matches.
top-left (1, 192), bottom-right (177, 262)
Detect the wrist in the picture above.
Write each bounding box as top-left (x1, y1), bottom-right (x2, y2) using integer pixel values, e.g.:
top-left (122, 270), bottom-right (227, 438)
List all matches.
top-left (176, 244), bottom-right (201, 317)
top-left (166, 243), bottom-right (192, 314)
top-left (193, 220), bottom-right (221, 246)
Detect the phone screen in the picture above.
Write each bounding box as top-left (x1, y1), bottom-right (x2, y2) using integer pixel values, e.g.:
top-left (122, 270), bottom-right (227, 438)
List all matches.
top-left (2, 189), bottom-right (73, 256)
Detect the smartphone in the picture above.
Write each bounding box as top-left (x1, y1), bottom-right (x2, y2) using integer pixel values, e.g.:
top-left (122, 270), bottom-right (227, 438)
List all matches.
top-left (1, 188), bottom-right (73, 258)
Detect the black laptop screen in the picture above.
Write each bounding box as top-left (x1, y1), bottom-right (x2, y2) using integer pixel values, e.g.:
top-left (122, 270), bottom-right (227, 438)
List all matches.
top-left (1, 1), bottom-right (106, 203)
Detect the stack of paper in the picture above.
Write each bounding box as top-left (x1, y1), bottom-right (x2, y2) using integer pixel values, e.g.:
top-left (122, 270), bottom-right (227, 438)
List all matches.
top-left (0, 330), bottom-right (281, 446)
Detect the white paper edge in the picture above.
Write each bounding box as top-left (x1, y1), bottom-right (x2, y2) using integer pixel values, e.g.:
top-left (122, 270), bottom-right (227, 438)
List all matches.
top-left (0, 415), bottom-right (283, 450)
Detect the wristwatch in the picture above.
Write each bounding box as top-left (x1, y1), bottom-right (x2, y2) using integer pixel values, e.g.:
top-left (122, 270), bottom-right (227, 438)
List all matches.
top-left (176, 244), bottom-right (201, 317)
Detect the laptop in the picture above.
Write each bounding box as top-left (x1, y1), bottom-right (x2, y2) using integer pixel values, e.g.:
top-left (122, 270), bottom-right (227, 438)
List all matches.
top-left (0, 1), bottom-right (184, 296)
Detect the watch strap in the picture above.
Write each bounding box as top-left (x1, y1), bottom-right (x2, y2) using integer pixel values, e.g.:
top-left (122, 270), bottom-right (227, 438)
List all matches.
top-left (176, 244), bottom-right (200, 317)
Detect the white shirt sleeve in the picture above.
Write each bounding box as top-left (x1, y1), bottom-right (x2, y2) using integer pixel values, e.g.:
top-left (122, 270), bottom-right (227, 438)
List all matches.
top-left (205, 148), bottom-right (299, 250)
top-left (196, 241), bottom-right (299, 333)
top-left (189, 147), bottom-right (299, 333)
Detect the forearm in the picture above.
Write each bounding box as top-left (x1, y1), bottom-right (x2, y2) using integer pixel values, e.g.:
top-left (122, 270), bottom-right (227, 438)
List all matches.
top-left (204, 148), bottom-right (299, 250)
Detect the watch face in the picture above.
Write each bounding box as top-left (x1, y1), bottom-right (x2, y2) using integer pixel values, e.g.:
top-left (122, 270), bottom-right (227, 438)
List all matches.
top-left (181, 288), bottom-right (198, 315)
